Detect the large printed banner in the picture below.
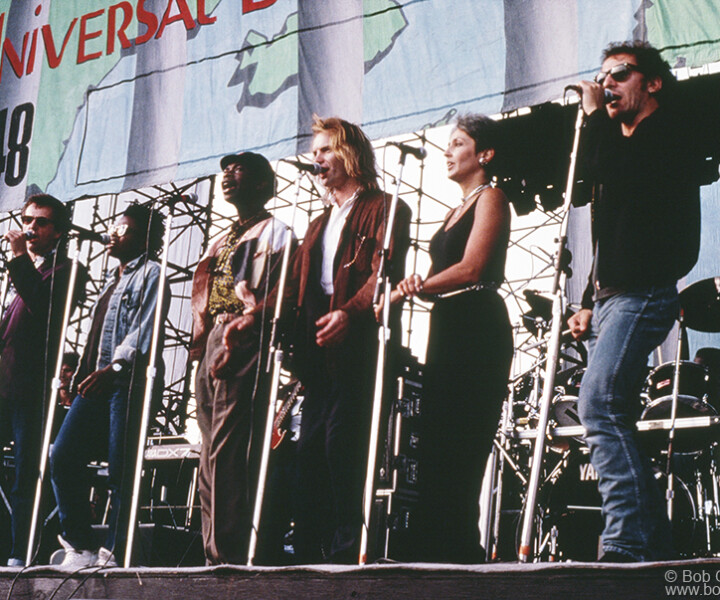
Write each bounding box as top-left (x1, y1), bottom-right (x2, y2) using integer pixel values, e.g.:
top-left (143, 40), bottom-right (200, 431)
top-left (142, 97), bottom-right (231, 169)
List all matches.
top-left (0, 0), bottom-right (718, 210)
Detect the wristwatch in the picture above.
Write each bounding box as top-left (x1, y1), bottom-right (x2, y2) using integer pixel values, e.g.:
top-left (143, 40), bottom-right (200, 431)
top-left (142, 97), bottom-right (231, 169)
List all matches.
top-left (111, 361), bottom-right (126, 374)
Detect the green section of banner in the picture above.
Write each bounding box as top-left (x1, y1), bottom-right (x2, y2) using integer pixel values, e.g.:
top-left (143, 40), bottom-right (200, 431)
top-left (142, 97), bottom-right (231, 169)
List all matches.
top-left (364, 0), bottom-right (408, 68)
top-left (28, 0), bottom-right (223, 193)
top-left (31, 1), bottom-right (122, 192)
top-left (647, 0), bottom-right (720, 68)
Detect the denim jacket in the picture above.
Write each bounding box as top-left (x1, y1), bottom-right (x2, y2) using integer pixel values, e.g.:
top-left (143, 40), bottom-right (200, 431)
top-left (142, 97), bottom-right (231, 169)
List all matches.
top-left (96, 254), bottom-right (169, 371)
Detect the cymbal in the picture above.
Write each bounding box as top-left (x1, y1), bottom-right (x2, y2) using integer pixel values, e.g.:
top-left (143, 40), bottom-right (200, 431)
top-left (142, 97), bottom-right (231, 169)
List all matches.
top-left (680, 277), bottom-right (720, 332)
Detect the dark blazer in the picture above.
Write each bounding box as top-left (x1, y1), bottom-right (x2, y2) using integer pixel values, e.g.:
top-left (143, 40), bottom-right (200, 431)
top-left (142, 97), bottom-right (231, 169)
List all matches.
top-left (0, 250), bottom-right (87, 401)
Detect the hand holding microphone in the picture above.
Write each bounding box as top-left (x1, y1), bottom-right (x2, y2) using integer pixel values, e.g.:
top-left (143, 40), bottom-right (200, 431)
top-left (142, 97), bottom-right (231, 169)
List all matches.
top-left (3, 230), bottom-right (35, 256)
top-left (565, 82), bottom-right (619, 115)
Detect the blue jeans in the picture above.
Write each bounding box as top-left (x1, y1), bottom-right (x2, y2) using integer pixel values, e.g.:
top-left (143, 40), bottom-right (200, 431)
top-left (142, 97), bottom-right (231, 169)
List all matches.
top-left (0, 395), bottom-right (42, 561)
top-left (578, 286), bottom-right (679, 561)
top-left (50, 385), bottom-right (140, 554)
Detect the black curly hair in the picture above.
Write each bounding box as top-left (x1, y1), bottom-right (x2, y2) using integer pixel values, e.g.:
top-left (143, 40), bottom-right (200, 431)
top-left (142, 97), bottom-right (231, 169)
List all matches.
top-left (122, 202), bottom-right (165, 260)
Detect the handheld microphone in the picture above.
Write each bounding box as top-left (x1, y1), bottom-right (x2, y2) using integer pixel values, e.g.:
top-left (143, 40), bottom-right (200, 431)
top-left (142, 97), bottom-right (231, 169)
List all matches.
top-left (23, 230), bottom-right (36, 240)
top-left (282, 159), bottom-right (328, 175)
top-left (564, 85), bottom-right (619, 103)
top-left (70, 224), bottom-right (111, 245)
top-left (388, 141), bottom-right (427, 160)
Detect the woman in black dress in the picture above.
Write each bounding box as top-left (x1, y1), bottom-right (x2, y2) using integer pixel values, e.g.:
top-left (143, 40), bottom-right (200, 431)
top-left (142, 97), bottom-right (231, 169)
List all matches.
top-left (388, 114), bottom-right (513, 562)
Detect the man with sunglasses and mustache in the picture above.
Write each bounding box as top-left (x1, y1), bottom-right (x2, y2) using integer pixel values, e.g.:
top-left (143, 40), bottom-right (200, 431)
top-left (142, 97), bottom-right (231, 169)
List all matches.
top-left (568, 42), bottom-right (706, 562)
top-left (0, 195), bottom-right (88, 566)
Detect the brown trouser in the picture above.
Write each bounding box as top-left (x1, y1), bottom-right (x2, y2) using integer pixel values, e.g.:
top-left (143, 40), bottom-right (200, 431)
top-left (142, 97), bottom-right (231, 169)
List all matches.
top-left (195, 322), bottom-right (266, 564)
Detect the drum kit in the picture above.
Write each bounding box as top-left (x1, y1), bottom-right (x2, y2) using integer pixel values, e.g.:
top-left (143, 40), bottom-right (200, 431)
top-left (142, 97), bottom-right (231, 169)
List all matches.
top-left (487, 277), bottom-right (720, 561)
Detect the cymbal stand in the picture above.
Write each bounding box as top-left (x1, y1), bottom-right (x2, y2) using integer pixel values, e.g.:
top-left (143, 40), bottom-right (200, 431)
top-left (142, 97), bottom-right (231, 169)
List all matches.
top-left (489, 329), bottom-right (523, 561)
top-left (663, 310), bottom-right (685, 522)
top-left (518, 100), bottom-right (584, 563)
top-left (694, 463), bottom-right (713, 555)
top-left (710, 453), bottom-right (720, 553)
top-left (246, 170), bottom-right (303, 566)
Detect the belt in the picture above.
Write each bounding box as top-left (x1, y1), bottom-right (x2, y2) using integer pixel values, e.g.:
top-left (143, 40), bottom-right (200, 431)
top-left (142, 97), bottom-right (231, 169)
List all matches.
top-left (213, 312), bottom-right (239, 325)
top-left (432, 281), bottom-right (500, 300)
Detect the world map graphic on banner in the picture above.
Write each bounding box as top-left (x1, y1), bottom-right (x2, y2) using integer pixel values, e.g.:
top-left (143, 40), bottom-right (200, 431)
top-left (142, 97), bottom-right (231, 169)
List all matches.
top-left (0, 0), bottom-right (717, 210)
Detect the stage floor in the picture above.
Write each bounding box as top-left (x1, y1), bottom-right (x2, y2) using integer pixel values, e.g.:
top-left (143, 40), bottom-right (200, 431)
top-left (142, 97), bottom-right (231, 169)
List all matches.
top-left (3, 559), bottom-right (720, 600)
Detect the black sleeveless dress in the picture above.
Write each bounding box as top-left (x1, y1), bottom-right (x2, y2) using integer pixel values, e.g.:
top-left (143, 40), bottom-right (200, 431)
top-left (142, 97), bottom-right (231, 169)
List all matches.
top-left (414, 199), bottom-right (513, 563)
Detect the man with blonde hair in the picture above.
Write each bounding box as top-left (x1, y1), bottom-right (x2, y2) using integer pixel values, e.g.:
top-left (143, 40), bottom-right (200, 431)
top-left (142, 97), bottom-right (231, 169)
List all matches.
top-left (224, 116), bottom-right (411, 563)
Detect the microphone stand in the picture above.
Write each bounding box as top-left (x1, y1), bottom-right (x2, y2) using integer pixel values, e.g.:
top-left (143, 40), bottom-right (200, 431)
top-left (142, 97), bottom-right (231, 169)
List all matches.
top-left (0, 263), bottom-right (10, 324)
top-left (26, 235), bottom-right (84, 566)
top-left (358, 146), bottom-right (416, 564)
top-left (123, 195), bottom-right (186, 567)
top-left (246, 171), bottom-right (303, 566)
top-left (517, 99), bottom-right (584, 563)
top-left (663, 310), bottom-right (685, 520)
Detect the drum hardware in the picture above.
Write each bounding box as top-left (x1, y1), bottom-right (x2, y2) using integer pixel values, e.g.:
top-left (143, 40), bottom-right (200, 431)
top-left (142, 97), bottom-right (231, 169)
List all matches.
top-left (549, 525), bottom-right (559, 562)
top-left (657, 278), bottom-right (720, 523)
top-left (483, 279), bottom-right (720, 562)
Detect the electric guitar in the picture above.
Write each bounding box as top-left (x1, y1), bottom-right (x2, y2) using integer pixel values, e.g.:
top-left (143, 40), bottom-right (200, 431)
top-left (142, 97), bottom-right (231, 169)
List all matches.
top-left (271, 379), bottom-right (303, 450)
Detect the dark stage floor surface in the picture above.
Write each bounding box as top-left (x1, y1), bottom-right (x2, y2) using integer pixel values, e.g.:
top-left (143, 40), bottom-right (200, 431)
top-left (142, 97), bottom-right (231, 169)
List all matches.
top-left (2, 558), bottom-right (719, 600)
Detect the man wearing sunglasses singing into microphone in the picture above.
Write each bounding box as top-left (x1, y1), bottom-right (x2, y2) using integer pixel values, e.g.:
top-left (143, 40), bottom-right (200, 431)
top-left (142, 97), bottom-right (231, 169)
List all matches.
top-left (0, 195), bottom-right (88, 566)
top-left (567, 42), bottom-right (709, 562)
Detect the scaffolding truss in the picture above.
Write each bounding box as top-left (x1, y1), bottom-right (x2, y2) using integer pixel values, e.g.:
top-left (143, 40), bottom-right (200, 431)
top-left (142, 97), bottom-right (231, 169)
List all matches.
top-left (0, 125), bottom-right (563, 440)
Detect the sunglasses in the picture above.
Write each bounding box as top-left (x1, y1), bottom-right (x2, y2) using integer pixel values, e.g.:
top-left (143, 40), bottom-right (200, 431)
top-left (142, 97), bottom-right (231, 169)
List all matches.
top-left (594, 62), bottom-right (641, 86)
top-left (21, 215), bottom-right (54, 227)
top-left (108, 223), bottom-right (131, 237)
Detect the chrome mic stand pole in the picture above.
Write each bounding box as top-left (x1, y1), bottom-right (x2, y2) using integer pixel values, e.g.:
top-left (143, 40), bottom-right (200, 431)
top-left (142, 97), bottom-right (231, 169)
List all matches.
top-left (246, 171), bottom-right (303, 566)
top-left (26, 235), bottom-right (84, 566)
top-left (518, 98), bottom-right (584, 562)
top-left (359, 145), bottom-right (419, 564)
top-left (0, 259), bottom-right (10, 323)
top-left (124, 197), bottom-right (178, 567)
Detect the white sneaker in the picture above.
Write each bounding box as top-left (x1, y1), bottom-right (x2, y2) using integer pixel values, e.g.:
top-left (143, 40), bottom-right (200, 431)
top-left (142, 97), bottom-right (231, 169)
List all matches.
top-left (94, 547), bottom-right (118, 568)
top-left (6, 558), bottom-right (24, 567)
top-left (56, 535), bottom-right (94, 569)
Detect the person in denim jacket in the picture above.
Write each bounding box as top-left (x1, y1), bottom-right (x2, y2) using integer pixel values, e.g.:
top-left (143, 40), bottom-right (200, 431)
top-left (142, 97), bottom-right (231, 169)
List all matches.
top-left (50, 203), bottom-right (170, 568)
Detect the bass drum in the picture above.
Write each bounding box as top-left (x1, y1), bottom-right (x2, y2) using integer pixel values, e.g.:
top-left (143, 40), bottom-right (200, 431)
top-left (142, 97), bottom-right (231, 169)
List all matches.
top-left (543, 450), bottom-right (700, 560)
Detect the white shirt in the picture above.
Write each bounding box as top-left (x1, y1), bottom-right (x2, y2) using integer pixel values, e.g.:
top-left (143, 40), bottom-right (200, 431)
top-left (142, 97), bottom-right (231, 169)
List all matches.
top-left (320, 190), bottom-right (360, 295)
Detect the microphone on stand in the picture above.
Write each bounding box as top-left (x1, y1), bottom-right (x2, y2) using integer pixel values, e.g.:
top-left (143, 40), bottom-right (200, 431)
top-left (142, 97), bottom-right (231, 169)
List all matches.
top-left (168, 192), bottom-right (198, 204)
top-left (387, 141), bottom-right (427, 160)
top-left (282, 159), bottom-right (328, 175)
top-left (69, 224), bottom-right (110, 245)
